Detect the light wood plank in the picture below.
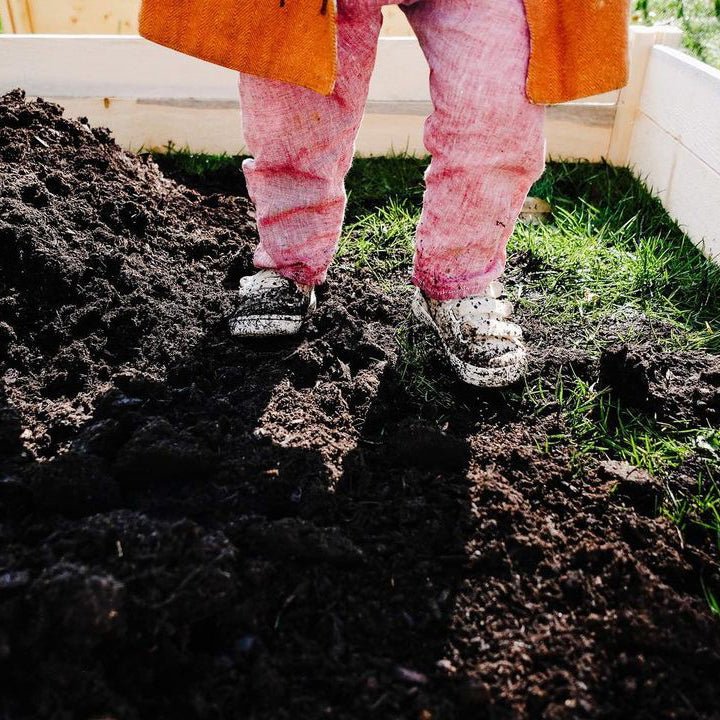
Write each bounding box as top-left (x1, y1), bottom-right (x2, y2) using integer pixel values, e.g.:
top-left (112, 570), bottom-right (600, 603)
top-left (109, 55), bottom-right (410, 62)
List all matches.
top-left (1, 1), bottom-right (15, 33)
top-left (545, 119), bottom-right (612, 163)
top-left (607, 25), bottom-right (682, 166)
top-left (0, 35), bottom-right (432, 103)
top-left (3, 0), bottom-right (138, 33)
top-left (0, 34), bottom-right (239, 98)
top-left (31, 0), bottom-right (137, 33)
top-left (667, 143), bottom-right (720, 259)
top-left (639, 45), bottom-right (720, 175)
top-left (626, 111), bottom-right (676, 200)
top-left (629, 111), bottom-right (720, 260)
top-left (381, 5), bottom-right (413, 36)
top-left (3, 0), bottom-right (32, 32)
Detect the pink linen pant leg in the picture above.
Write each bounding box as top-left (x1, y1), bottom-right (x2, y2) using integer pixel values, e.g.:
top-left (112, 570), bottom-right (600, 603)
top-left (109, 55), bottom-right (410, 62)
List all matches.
top-left (237, 0), bottom-right (546, 299)
top-left (237, 0), bottom-right (384, 288)
top-left (403, 0), bottom-right (546, 300)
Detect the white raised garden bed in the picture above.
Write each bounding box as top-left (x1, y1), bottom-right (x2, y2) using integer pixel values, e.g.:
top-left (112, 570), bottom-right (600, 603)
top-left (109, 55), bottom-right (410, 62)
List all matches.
top-left (0, 5), bottom-right (717, 259)
top-left (627, 45), bottom-right (720, 260)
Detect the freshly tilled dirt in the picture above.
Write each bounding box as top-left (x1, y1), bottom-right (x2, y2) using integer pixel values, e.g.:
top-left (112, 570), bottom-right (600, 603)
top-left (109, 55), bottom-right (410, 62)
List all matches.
top-left (1, 89), bottom-right (720, 720)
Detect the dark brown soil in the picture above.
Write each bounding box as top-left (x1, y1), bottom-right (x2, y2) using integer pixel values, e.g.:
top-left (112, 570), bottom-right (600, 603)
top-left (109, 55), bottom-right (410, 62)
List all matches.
top-left (1, 89), bottom-right (720, 720)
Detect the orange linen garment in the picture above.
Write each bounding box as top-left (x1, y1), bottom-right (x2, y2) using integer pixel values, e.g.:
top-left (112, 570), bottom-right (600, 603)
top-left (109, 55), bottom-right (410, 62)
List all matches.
top-left (138, 0), bottom-right (338, 95)
top-left (138, 0), bottom-right (630, 104)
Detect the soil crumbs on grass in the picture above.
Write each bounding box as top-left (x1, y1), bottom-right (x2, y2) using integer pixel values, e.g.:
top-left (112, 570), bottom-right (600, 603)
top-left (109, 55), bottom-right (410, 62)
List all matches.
top-left (1, 90), bottom-right (720, 720)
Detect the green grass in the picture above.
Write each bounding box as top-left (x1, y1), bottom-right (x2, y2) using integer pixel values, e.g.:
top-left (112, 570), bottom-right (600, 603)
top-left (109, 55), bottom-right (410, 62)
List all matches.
top-left (152, 142), bottom-right (241, 175)
top-left (393, 318), bottom-right (456, 409)
top-left (638, 0), bottom-right (720, 69)
top-left (512, 163), bottom-right (720, 353)
top-left (703, 574), bottom-right (720, 616)
top-left (525, 371), bottom-right (720, 567)
top-left (337, 156), bottom-right (720, 562)
top-left (665, 461), bottom-right (720, 536)
top-left (525, 373), bottom-right (712, 473)
top-left (337, 199), bottom-right (415, 284)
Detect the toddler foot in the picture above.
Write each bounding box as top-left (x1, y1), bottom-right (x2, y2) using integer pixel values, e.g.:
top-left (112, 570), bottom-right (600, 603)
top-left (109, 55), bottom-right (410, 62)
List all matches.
top-left (229, 269), bottom-right (316, 337)
top-left (411, 282), bottom-right (528, 388)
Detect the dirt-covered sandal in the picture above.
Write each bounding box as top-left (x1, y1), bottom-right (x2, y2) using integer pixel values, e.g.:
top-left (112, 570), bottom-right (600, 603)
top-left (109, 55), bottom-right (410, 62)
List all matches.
top-left (411, 282), bottom-right (528, 388)
top-left (229, 269), bottom-right (317, 337)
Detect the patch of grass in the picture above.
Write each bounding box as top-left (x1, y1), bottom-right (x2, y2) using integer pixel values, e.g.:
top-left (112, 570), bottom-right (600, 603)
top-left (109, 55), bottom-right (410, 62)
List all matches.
top-left (511, 162), bottom-right (720, 352)
top-left (152, 142), bottom-right (246, 176)
top-left (636, 0), bottom-right (720, 69)
top-left (337, 199), bottom-right (416, 282)
top-left (525, 371), bottom-right (713, 473)
top-left (525, 371), bottom-right (720, 554)
top-left (341, 158), bottom-right (720, 352)
top-left (344, 154), bottom-right (427, 219)
top-left (394, 318), bottom-right (456, 410)
top-left (337, 157), bottom-right (424, 286)
top-left (664, 458), bottom-right (720, 549)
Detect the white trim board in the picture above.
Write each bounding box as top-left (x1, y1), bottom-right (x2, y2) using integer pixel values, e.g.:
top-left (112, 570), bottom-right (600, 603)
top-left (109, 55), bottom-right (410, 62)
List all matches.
top-left (627, 45), bottom-right (720, 259)
top-left (0, 34), bottom-right (433, 101)
top-left (0, 34), bottom-right (617, 160)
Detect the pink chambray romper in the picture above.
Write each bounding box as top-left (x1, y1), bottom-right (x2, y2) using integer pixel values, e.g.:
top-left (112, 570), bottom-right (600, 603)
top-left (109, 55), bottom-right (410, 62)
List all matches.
top-left (237, 0), bottom-right (546, 301)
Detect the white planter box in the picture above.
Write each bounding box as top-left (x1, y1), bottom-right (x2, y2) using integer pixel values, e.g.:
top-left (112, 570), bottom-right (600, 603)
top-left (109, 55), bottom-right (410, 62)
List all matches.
top-left (627, 46), bottom-right (720, 259)
top-left (0, 32), bottom-right (632, 161)
top-left (0, 19), bottom-right (716, 260)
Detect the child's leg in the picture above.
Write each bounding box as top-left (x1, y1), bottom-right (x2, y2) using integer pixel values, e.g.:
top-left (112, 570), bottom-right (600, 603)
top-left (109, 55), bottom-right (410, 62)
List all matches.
top-left (238, 1), bottom-right (384, 288)
top-left (401, 0), bottom-right (546, 301)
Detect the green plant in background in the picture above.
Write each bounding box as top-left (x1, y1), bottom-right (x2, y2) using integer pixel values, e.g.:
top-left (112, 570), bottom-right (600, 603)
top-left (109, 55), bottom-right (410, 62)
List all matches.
top-left (638, 0), bottom-right (720, 68)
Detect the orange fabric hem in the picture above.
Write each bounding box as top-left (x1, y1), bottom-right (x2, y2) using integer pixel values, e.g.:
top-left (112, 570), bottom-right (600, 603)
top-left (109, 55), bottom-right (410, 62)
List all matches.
top-left (137, 0), bottom-right (630, 104)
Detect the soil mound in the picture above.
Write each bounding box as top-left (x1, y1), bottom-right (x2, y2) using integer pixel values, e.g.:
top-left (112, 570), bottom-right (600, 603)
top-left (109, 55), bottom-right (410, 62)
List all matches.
top-left (1, 89), bottom-right (719, 720)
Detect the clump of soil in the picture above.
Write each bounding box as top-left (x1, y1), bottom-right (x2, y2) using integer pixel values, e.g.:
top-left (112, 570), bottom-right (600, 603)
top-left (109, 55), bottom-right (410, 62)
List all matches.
top-left (1, 89), bottom-right (720, 720)
top-left (599, 343), bottom-right (720, 423)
